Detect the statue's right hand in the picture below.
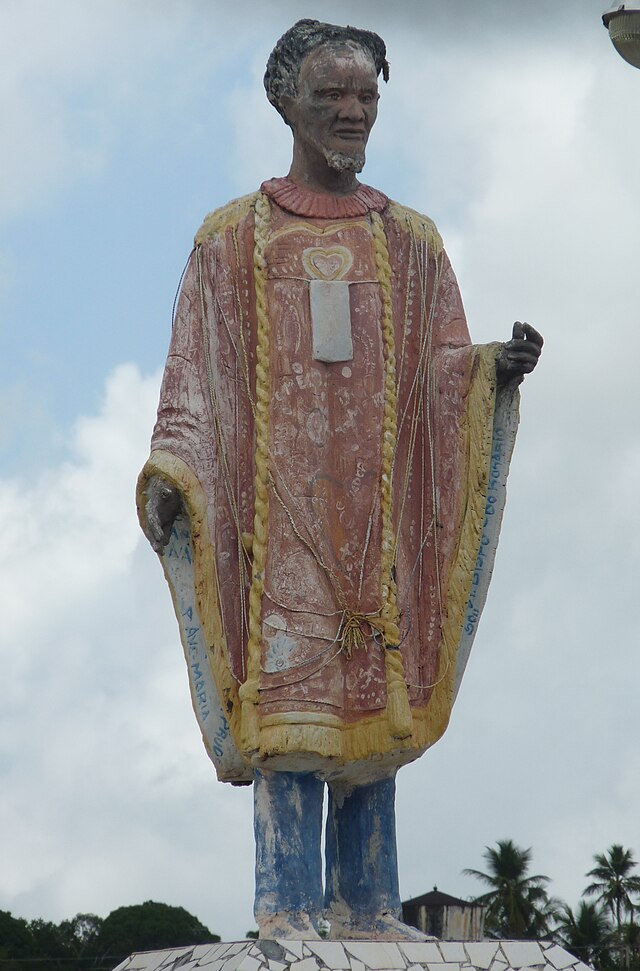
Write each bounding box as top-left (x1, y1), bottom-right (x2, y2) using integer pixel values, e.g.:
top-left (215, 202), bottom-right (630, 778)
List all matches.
top-left (143, 476), bottom-right (182, 554)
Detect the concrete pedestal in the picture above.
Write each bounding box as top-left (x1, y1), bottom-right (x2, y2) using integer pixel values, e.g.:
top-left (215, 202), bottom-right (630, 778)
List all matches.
top-left (113, 938), bottom-right (593, 971)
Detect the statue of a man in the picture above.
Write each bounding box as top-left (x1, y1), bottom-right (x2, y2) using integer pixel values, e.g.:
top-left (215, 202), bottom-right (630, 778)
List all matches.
top-left (137, 19), bottom-right (542, 942)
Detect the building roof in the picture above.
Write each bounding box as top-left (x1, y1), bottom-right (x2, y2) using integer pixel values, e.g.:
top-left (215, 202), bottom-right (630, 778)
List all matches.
top-left (402, 888), bottom-right (481, 909)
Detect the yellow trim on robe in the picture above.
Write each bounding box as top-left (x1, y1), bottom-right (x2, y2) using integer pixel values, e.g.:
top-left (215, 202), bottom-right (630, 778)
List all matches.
top-left (195, 192), bottom-right (259, 245)
top-left (387, 200), bottom-right (443, 254)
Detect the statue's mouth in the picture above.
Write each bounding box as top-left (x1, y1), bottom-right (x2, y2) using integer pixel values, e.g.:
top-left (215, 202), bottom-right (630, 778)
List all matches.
top-left (333, 128), bottom-right (366, 140)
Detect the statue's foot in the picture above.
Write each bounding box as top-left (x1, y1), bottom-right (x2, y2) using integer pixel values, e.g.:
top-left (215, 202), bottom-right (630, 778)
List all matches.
top-left (258, 911), bottom-right (322, 940)
top-left (328, 909), bottom-right (435, 941)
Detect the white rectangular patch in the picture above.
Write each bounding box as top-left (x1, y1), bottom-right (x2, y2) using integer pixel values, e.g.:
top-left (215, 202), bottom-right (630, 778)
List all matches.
top-left (309, 279), bottom-right (353, 363)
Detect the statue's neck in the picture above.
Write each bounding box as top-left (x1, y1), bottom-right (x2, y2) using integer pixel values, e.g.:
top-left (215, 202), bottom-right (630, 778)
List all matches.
top-left (287, 145), bottom-right (362, 196)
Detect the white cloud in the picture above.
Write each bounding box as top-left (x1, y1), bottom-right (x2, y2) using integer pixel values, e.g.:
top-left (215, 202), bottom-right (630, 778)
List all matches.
top-left (0, 362), bottom-right (255, 936)
top-left (1, 365), bottom-right (151, 631)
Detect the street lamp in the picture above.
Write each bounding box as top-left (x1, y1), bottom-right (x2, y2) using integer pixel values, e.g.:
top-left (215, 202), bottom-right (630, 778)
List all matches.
top-left (603, 3), bottom-right (640, 67)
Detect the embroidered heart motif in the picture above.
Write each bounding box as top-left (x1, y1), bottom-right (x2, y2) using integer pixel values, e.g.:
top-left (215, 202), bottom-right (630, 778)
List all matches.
top-left (302, 245), bottom-right (353, 281)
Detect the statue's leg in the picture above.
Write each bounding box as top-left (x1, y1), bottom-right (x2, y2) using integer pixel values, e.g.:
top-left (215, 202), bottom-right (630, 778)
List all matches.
top-left (324, 773), bottom-right (430, 941)
top-left (254, 768), bottom-right (324, 939)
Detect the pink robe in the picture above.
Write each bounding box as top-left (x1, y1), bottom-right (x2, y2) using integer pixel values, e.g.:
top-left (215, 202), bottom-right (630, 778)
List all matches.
top-left (137, 179), bottom-right (519, 785)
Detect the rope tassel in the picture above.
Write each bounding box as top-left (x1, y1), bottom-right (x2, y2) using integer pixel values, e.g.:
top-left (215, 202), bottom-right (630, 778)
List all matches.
top-left (385, 648), bottom-right (413, 739)
top-left (340, 611), bottom-right (386, 658)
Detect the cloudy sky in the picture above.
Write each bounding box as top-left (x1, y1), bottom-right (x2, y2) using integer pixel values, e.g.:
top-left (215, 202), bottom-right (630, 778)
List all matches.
top-left (2, 0), bottom-right (639, 943)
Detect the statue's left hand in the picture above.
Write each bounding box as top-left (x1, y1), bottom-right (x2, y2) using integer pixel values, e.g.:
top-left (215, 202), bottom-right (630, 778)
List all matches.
top-left (143, 475), bottom-right (183, 554)
top-left (496, 322), bottom-right (543, 382)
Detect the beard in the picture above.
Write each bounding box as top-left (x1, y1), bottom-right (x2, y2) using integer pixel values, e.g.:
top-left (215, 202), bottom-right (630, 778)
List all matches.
top-left (324, 147), bottom-right (366, 173)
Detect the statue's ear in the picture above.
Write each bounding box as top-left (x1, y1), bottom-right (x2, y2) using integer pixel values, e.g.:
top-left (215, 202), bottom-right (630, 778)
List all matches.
top-left (278, 94), bottom-right (296, 130)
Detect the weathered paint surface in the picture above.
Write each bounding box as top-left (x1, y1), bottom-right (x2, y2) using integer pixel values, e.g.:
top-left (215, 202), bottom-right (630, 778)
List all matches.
top-left (324, 776), bottom-right (399, 920)
top-left (254, 771), bottom-right (324, 921)
top-left (140, 179), bottom-right (519, 784)
top-left (254, 770), bottom-right (408, 939)
top-left (454, 379), bottom-right (520, 697)
top-left (162, 513), bottom-right (250, 782)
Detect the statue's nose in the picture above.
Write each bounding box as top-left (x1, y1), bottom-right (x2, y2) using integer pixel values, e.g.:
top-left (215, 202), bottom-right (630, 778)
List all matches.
top-left (338, 96), bottom-right (366, 122)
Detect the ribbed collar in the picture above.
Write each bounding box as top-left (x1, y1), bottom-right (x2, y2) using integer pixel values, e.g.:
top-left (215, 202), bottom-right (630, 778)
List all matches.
top-left (260, 177), bottom-right (388, 219)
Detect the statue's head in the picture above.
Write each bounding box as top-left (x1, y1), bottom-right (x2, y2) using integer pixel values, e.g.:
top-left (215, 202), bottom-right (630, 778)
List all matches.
top-left (264, 19), bottom-right (389, 176)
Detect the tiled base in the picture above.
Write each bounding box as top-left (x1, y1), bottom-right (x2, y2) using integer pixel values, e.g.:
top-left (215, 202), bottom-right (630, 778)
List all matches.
top-left (112, 939), bottom-right (592, 971)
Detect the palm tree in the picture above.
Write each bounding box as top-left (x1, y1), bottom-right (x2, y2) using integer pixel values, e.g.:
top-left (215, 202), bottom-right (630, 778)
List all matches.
top-left (464, 839), bottom-right (556, 939)
top-left (620, 919), bottom-right (640, 970)
top-left (584, 845), bottom-right (640, 940)
top-left (554, 901), bottom-right (613, 970)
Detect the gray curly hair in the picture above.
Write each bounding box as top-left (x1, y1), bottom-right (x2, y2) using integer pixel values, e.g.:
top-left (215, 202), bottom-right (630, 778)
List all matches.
top-left (264, 19), bottom-right (389, 124)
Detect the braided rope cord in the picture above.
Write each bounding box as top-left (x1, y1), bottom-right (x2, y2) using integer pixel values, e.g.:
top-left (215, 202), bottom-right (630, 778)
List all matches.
top-left (370, 210), bottom-right (413, 739)
top-left (370, 211), bottom-right (401, 642)
top-left (238, 192), bottom-right (271, 754)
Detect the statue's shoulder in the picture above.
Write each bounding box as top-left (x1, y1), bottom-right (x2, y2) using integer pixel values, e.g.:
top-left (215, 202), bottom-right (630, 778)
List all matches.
top-left (195, 191), bottom-right (259, 245)
top-left (385, 200), bottom-right (443, 255)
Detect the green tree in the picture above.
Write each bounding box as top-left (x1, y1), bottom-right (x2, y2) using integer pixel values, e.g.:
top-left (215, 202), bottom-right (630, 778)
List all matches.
top-left (619, 920), bottom-right (640, 971)
top-left (0, 910), bottom-right (33, 971)
top-left (554, 901), bottom-right (614, 970)
top-left (58, 912), bottom-right (104, 964)
top-left (464, 839), bottom-right (556, 938)
top-left (584, 845), bottom-right (640, 942)
top-left (96, 901), bottom-right (220, 966)
top-left (26, 919), bottom-right (70, 970)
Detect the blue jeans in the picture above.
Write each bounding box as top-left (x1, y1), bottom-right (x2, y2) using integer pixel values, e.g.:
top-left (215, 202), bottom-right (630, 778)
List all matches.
top-left (253, 769), bottom-right (400, 923)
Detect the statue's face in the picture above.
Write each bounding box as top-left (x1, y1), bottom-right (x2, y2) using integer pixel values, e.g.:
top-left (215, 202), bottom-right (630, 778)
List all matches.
top-left (283, 42), bottom-right (379, 174)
